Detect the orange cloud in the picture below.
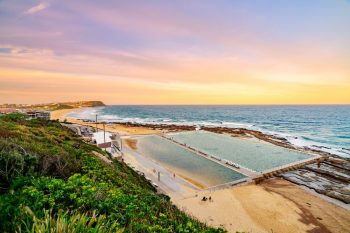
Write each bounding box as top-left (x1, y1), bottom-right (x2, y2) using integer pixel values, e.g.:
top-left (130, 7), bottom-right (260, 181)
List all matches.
top-left (1, 1), bottom-right (349, 104)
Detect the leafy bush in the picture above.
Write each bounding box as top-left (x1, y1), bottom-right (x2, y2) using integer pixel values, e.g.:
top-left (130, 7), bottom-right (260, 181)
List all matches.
top-left (0, 113), bottom-right (27, 122)
top-left (0, 140), bottom-right (37, 189)
top-left (19, 207), bottom-right (123, 233)
top-left (0, 114), bottom-right (224, 232)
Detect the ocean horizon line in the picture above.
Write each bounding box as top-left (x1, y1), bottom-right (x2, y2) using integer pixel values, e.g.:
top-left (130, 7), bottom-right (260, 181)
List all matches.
top-left (101, 103), bottom-right (350, 107)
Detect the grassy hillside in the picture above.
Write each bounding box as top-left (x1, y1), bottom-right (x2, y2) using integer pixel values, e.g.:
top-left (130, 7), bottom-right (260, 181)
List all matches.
top-left (0, 113), bottom-right (224, 233)
top-left (0, 101), bottom-right (105, 111)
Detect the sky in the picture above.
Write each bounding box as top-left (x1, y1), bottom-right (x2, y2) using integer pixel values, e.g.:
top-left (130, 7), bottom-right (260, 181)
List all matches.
top-left (0, 0), bottom-right (350, 105)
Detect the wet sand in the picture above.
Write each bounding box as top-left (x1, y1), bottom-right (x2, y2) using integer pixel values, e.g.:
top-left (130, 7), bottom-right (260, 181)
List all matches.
top-left (124, 138), bottom-right (138, 150)
top-left (178, 174), bottom-right (207, 190)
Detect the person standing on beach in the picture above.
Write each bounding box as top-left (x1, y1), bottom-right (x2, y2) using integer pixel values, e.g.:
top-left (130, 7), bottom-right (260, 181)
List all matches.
top-left (317, 159), bottom-right (321, 168)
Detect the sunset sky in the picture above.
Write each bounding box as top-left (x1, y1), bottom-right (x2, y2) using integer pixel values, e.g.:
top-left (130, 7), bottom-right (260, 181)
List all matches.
top-left (1, 0), bottom-right (350, 104)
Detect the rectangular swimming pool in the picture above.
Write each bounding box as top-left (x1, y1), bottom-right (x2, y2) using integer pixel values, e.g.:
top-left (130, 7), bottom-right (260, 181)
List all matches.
top-left (136, 135), bottom-right (246, 188)
top-left (169, 131), bottom-right (314, 172)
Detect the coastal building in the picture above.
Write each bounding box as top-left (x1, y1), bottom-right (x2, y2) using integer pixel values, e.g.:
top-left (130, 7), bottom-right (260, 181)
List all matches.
top-left (61, 123), bottom-right (94, 137)
top-left (0, 108), bottom-right (18, 114)
top-left (0, 108), bottom-right (50, 120)
top-left (25, 110), bottom-right (51, 120)
top-left (92, 131), bottom-right (123, 157)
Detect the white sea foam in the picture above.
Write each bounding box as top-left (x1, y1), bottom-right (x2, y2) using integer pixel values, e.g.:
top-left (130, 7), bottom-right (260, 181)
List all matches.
top-left (68, 107), bottom-right (350, 158)
top-left (67, 107), bottom-right (104, 119)
top-left (263, 130), bottom-right (350, 158)
top-left (221, 121), bottom-right (254, 128)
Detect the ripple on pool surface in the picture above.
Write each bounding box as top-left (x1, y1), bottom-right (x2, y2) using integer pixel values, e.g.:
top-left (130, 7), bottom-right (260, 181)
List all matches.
top-left (170, 131), bottom-right (313, 172)
top-left (136, 135), bottom-right (246, 188)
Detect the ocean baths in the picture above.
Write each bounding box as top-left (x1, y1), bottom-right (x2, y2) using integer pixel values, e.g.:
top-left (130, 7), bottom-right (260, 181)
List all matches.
top-left (135, 135), bottom-right (247, 188)
top-left (168, 131), bottom-right (316, 173)
top-left (130, 130), bottom-right (318, 190)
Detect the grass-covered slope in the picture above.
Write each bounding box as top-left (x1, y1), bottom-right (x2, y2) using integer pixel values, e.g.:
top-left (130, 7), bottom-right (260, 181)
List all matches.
top-left (0, 100), bottom-right (105, 111)
top-left (0, 113), bottom-right (224, 233)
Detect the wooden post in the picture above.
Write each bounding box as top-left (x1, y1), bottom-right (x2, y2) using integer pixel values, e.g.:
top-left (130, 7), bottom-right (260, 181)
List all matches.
top-left (158, 171), bottom-right (160, 181)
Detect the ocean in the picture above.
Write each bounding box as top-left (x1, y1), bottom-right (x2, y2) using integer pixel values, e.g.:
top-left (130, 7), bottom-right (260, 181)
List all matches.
top-left (67, 105), bottom-right (350, 158)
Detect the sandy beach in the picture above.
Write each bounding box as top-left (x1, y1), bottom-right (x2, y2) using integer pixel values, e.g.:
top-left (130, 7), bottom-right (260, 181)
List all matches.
top-left (51, 108), bottom-right (350, 233)
top-left (123, 137), bottom-right (350, 232)
top-left (51, 108), bottom-right (160, 135)
top-left (50, 108), bottom-right (78, 121)
top-left (174, 178), bottom-right (350, 233)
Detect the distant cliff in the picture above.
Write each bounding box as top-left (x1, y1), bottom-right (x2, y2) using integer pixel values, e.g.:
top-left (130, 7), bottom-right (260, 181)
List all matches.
top-left (0, 101), bottom-right (106, 111)
top-left (59, 101), bottom-right (106, 108)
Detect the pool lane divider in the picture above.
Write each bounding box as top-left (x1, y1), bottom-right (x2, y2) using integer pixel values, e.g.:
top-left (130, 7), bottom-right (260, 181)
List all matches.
top-left (161, 133), bottom-right (325, 184)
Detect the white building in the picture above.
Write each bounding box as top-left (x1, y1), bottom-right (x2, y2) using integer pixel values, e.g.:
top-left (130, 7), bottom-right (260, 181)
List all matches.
top-left (25, 111), bottom-right (50, 120)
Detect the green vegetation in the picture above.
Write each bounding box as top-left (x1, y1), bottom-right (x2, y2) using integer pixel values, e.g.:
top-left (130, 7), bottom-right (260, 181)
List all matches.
top-left (0, 113), bottom-right (224, 232)
top-left (0, 100), bottom-right (105, 111)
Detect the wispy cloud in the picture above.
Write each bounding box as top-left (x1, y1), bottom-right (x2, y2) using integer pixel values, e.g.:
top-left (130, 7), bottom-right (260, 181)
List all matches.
top-left (24, 2), bottom-right (50, 15)
top-left (0, 0), bottom-right (349, 104)
top-left (0, 45), bottom-right (54, 56)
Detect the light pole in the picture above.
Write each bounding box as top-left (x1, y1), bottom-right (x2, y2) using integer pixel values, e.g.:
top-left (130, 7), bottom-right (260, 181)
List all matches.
top-left (120, 136), bottom-right (123, 151)
top-left (103, 123), bottom-right (106, 152)
top-left (95, 114), bottom-right (98, 132)
top-left (103, 123), bottom-right (106, 144)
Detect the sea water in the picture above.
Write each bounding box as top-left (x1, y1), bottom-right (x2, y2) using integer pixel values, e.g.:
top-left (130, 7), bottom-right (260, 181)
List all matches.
top-left (67, 105), bottom-right (350, 157)
top-left (136, 135), bottom-right (246, 187)
top-left (170, 131), bottom-right (313, 172)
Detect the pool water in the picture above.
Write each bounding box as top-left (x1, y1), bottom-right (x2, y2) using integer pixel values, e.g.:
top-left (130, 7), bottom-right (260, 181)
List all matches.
top-left (170, 131), bottom-right (313, 172)
top-left (136, 135), bottom-right (246, 187)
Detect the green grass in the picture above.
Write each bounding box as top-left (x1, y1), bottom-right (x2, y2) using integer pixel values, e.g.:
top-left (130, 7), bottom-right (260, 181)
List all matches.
top-left (0, 113), bottom-right (224, 233)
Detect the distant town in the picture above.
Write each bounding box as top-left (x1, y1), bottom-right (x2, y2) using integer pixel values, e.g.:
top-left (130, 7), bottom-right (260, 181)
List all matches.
top-left (0, 101), bottom-right (105, 120)
top-left (0, 100), bottom-right (105, 111)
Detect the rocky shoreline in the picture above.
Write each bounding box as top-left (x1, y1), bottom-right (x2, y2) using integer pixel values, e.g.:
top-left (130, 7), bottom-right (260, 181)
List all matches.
top-left (280, 158), bottom-right (350, 204)
top-left (103, 121), bottom-right (348, 160)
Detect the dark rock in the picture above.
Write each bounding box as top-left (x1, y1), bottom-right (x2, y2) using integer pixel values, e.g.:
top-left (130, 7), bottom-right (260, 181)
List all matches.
top-left (281, 160), bottom-right (350, 204)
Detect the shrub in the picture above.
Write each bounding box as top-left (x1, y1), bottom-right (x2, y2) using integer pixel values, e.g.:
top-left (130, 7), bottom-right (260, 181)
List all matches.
top-left (19, 207), bottom-right (123, 233)
top-left (0, 140), bottom-right (37, 190)
top-left (0, 115), bottom-right (225, 232)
